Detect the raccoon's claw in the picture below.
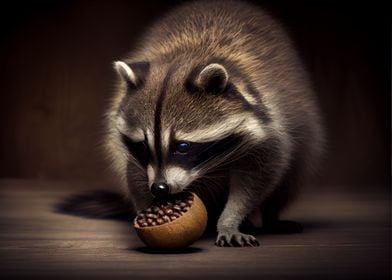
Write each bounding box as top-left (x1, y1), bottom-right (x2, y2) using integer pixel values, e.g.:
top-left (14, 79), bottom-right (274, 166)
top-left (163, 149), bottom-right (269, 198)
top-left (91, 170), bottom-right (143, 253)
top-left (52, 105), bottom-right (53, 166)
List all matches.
top-left (215, 231), bottom-right (259, 247)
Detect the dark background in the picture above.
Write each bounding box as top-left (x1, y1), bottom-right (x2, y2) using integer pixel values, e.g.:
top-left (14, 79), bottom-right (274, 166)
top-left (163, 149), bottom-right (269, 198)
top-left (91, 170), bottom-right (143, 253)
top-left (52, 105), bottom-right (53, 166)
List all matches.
top-left (0, 0), bottom-right (390, 189)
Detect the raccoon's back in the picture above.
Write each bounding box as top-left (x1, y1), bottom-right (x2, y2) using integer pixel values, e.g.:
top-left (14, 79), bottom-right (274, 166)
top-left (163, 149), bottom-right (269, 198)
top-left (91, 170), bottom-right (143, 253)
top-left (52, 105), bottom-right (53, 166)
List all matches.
top-left (130, 1), bottom-right (291, 66)
top-left (128, 0), bottom-right (315, 113)
top-left (127, 0), bottom-right (325, 171)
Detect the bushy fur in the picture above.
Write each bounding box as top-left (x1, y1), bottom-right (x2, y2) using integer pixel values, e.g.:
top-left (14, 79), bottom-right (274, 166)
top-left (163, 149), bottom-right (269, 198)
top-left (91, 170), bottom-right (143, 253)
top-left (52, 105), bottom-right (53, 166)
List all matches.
top-left (104, 0), bottom-right (325, 246)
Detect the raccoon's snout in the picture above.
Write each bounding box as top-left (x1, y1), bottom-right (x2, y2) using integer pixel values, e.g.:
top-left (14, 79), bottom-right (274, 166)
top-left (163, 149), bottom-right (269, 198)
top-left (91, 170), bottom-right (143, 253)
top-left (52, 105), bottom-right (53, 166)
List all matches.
top-left (151, 182), bottom-right (170, 198)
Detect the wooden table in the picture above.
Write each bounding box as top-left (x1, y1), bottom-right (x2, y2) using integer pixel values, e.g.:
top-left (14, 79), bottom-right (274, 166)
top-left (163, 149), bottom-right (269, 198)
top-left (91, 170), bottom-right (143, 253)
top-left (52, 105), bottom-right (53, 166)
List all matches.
top-left (0, 179), bottom-right (389, 279)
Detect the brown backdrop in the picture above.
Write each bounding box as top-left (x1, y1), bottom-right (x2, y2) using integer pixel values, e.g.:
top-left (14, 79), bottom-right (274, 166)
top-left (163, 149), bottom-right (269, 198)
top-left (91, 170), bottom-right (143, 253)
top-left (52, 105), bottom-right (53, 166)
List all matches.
top-left (0, 0), bottom-right (389, 188)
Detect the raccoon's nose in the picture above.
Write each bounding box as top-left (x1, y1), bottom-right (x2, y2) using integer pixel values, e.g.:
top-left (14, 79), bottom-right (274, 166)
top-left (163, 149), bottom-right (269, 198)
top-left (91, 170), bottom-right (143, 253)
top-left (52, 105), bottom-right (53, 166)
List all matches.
top-left (151, 182), bottom-right (170, 198)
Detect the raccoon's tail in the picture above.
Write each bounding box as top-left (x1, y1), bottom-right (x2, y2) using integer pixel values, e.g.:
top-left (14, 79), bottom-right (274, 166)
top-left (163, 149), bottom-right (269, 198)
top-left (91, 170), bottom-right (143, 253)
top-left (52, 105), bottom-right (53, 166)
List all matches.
top-left (54, 190), bottom-right (133, 220)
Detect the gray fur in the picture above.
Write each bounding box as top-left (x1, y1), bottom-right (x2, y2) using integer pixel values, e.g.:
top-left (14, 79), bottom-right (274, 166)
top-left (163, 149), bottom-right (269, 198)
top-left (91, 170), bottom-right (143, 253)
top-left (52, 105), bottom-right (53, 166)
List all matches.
top-left (104, 0), bottom-right (325, 247)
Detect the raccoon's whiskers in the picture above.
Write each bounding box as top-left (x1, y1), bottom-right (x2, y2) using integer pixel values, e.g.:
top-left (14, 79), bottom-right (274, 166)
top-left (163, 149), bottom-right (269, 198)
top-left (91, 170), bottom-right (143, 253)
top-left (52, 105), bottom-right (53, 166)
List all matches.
top-left (197, 138), bottom-right (253, 174)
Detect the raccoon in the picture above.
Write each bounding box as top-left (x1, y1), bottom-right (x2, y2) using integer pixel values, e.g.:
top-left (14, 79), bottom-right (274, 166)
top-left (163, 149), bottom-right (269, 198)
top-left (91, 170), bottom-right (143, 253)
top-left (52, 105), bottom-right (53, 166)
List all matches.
top-left (104, 0), bottom-right (325, 247)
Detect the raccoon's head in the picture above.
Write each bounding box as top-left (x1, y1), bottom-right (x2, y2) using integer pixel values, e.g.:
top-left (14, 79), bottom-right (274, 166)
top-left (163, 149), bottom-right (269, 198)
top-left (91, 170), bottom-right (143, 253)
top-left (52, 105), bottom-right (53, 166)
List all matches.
top-left (111, 59), bottom-right (268, 198)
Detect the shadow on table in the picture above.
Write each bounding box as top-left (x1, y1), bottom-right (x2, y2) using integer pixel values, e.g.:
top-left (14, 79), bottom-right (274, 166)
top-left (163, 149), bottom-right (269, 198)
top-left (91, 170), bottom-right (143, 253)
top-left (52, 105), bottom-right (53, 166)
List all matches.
top-left (53, 189), bottom-right (132, 220)
top-left (53, 189), bottom-right (333, 236)
top-left (131, 246), bottom-right (203, 254)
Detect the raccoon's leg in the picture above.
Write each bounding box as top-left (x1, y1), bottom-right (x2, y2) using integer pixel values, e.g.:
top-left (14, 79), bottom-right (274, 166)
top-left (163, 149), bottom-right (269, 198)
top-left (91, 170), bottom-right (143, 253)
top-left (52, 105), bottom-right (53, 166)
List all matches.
top-left (261, 185), bottom-right (302, 234)
top-left (127, 180), bottom-right (153, 214)
top-left (215, 172), bottom-right (261, 247)
top-left (126, 165), bottom-right (153, 215)
top-left (261, 152), bottom-right (304, 234)
top-left (215, 138), bottom-right (285, 247)
top-left (130, 190), bottom-right (153, 214)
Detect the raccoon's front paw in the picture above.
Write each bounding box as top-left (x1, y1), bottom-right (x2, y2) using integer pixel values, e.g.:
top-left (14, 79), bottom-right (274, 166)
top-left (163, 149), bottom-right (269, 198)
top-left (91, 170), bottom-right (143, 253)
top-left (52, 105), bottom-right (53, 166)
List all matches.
top-left (215, 231), bottom-right (259, 247)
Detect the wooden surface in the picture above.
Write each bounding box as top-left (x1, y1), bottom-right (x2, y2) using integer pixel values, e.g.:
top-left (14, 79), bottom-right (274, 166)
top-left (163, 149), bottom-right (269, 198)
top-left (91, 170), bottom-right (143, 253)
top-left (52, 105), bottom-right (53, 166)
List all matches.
top-left (0, 179), bottom-right (390, 279)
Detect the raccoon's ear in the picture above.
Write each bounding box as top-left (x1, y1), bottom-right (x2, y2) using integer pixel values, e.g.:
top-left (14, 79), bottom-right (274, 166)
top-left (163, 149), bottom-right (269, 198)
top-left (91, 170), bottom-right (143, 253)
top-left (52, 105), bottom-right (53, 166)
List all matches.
top-left (196, 63), bottom-right (228, 93)
top-left (113, 61), bottom-right (150, 89)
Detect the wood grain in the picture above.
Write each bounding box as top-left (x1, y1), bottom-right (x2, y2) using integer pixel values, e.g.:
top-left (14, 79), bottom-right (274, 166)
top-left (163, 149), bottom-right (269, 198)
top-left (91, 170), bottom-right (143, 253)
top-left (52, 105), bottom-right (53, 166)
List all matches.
top-left (0, 179), bottom-right (389, 279)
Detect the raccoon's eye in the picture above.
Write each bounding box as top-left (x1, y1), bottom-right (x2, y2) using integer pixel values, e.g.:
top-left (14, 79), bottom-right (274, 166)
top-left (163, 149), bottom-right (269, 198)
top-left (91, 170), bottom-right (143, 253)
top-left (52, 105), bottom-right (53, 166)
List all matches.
top-left (121, 134), bottom-right (150, 167)
top-left (175, 141), bottom-right (190, 154)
